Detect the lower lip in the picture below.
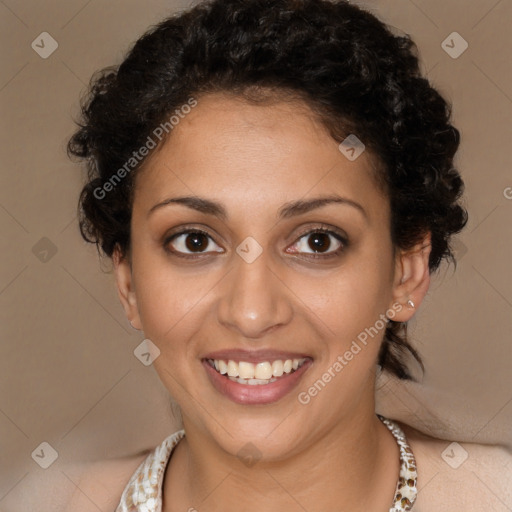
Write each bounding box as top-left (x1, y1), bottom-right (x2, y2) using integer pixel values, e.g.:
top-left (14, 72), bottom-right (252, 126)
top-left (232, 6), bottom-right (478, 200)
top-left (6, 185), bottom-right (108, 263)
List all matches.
top-left (202, 359), bottom-right (312, 405)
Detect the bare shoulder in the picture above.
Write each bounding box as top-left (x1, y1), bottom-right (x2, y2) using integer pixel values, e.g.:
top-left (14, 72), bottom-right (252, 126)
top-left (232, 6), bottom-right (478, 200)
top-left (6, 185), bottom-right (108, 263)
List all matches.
top-left (62, 448), bottom-right (152, 512)
top-left (396, 420), bottom-right (512, 511)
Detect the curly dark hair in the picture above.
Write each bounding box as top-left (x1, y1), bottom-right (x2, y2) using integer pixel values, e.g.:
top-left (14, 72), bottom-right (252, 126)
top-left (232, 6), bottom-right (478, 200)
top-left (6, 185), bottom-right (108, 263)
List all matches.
top-left (68, 0), bottom-right (468, 381)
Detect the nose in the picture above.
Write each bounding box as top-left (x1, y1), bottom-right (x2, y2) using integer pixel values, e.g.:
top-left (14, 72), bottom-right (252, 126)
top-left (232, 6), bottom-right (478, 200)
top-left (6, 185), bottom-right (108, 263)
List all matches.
top-left (216, 249), bottom-right (293, 339)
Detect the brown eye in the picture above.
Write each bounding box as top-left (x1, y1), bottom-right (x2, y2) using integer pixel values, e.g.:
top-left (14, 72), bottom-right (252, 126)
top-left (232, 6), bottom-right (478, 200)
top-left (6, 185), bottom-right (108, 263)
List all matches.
top-left (306, 232), bottom-right (332, 253)
top-left (184, 232), bottom-right (209, 252)
top-left (165, 230), bottom-right (223, 257)
top-left (287, 228), bottom-right (347, 259)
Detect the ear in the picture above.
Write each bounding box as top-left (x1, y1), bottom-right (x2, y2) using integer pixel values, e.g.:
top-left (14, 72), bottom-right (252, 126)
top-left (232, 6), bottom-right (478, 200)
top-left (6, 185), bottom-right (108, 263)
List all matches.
top-left (112, 245), bottom-right (142, 330)
top-left (388, 232), bottom-right (431, 322)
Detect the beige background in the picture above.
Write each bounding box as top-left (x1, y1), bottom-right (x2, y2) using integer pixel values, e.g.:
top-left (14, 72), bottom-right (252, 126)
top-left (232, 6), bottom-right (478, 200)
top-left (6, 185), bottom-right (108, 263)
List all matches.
top-left (0, 0), bottom-right (511, 510)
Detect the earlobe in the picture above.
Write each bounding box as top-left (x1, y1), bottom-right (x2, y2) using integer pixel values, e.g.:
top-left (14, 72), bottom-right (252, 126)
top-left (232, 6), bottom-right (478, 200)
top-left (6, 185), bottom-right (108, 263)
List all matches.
top-left (389, 232), bottom-right (431, 322)
top-left (112, 245), bottom-right (142, 330)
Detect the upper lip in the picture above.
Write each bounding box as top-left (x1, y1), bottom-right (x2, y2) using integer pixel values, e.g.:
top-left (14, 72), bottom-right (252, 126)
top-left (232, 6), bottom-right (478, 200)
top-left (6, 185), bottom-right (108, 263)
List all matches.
top-left (202, 349), bottom-right (313, 364)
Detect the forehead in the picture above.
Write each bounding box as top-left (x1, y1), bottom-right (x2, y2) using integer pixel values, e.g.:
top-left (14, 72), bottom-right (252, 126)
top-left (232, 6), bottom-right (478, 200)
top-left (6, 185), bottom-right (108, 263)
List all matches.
top-left (133, 93), bottom-right (388, 220)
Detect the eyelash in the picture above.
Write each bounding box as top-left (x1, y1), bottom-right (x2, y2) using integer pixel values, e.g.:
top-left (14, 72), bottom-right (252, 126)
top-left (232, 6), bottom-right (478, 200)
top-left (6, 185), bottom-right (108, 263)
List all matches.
top-left (163, 225), bottom-right (348, 261)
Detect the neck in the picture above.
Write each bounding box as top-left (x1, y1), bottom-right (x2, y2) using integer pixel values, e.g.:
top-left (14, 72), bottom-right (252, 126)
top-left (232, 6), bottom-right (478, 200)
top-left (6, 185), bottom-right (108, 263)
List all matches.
top-left (163, 387), bottom-right (400, 512)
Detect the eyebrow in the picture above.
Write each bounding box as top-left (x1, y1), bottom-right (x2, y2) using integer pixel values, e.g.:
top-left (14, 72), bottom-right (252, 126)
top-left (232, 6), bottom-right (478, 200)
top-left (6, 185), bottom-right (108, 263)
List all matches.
top-left (148, 194), bottom-right (367, 221)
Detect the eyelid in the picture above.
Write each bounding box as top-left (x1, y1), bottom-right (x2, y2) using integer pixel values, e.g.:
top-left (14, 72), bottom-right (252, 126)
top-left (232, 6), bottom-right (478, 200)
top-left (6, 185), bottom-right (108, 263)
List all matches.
top-left (163, 223), bottom-right (349, 259)
top-left (287, 225), bottom-right (348, 258)
top-left (292, 223), bottom-right (348, 244)
top-left (163, 226), bottom-right (224, 258)
top-left (163, 224), bottom-right (222, 245)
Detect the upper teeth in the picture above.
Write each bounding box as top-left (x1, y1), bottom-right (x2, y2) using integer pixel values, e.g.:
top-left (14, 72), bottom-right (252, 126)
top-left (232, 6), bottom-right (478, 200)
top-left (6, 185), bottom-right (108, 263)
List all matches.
top-left (209, 358), bottom-right (307, 379)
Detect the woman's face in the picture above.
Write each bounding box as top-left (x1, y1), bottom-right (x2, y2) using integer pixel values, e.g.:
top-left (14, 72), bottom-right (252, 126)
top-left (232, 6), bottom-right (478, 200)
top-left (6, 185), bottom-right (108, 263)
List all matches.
top-left (117, 92), bottom-right (407, 459)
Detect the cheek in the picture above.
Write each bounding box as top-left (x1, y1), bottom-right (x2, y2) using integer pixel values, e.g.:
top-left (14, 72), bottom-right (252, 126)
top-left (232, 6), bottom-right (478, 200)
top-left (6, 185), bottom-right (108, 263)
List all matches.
top-left (296, 254), bottom-right (392, 346)
top-left (289, 260), bottom-right (391, 416)
top-left (132, 264), bottom-right (211, 397)
top-left (131, 251), bottom-right (210, 348)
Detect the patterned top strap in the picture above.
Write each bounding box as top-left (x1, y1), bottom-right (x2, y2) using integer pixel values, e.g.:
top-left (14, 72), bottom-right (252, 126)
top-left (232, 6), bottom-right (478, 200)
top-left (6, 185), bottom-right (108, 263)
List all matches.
top-left (116, 415), bottom-right (417, 511)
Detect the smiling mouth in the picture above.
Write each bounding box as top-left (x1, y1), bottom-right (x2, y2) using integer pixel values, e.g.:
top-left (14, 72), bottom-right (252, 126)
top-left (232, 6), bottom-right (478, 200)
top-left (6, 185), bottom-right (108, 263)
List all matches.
top-left (204, 357), bottom-right (309, 385)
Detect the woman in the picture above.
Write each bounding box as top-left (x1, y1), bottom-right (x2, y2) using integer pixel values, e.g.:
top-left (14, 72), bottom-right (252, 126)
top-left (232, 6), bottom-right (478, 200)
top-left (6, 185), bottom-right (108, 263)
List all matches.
top-left (65, 0), bottom-right (507, 510)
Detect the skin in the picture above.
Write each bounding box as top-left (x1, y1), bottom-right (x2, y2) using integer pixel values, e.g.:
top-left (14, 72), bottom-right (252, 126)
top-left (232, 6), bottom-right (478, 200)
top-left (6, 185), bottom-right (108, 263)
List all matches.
top-left (113, 92), bottom-right (431, 511)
